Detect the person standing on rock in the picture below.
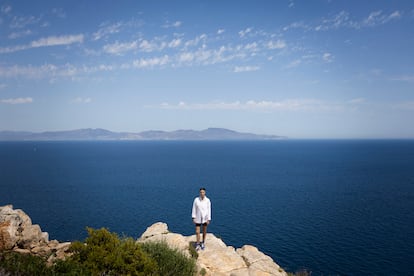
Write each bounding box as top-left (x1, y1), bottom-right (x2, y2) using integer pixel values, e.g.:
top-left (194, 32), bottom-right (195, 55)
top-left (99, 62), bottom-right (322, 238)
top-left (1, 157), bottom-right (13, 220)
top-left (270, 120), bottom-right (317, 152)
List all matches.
top-left (192, 187), bottom-right (211, 250)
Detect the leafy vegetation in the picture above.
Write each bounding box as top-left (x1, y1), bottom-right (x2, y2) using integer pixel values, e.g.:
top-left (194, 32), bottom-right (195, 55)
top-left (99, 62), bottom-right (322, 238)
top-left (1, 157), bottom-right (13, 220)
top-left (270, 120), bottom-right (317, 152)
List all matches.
top-left (141, 241), bottom-right (196, 276)
top-left (0, 227), bottom-right (196, 276)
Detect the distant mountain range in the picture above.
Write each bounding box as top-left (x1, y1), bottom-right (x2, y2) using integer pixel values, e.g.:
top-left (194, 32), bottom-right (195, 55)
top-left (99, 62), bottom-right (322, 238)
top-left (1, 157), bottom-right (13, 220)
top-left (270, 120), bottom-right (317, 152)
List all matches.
top-left (0, 128), bottom-right (286, 141)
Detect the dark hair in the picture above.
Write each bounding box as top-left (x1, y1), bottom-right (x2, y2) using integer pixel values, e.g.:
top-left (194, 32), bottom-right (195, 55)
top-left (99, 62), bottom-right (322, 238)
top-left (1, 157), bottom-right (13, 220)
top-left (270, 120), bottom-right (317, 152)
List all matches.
top-left (199, 187), bottom-right (206, 191)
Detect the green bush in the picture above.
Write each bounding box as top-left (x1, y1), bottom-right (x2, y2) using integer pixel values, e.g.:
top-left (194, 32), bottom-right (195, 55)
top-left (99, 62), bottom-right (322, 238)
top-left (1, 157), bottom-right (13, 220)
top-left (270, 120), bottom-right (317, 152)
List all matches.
top-left (65, 227), bottom-right (158, 275)
top-left (141, 240), bottom-right (196, 276)
top-left (0, 228), bottom-right (197, 276)
top-left (0, 251), bottom-right (52, 275)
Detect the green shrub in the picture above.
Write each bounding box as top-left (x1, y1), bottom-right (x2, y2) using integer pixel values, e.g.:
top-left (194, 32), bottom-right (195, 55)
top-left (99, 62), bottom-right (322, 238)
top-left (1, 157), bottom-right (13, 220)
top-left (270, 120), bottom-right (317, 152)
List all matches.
top-left (0, 228), bottom-right (197, 276)
top-left (0, 251), bottom-right (52, 275)
top-left (141, 240), bottom-right (196, 276)
top-left (188, 242), bottom-right (199, 259)
top-left (65, 227), bottom-right (158, 275)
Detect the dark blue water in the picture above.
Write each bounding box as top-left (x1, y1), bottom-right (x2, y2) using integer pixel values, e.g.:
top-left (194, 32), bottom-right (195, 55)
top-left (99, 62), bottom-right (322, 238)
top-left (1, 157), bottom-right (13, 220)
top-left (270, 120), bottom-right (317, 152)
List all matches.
top-left (0, 140), bottom-right (413, 275)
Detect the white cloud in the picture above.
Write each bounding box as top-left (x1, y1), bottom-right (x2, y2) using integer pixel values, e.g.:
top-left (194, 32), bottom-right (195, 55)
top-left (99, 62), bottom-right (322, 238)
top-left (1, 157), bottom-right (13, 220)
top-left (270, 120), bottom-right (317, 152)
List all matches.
top-left (178, 52), bottom-right (194, 63)
top-left (1, 34), bottom-right (84, 53)
top-left (362, 10), bottom-right (401, 26)
top-left (348, 98), bottom-right (366, 104)
top-left (72, 97), bottom-right (92, 104)
top-left (314, 10), bottom-right (402, 31)
top-left (1, 5), bottom-right (12, 14)
top-left (162, 21), bottom-right (181, 28)
top-left (103, 40), bottom-right (138, 55)
top-left (0, 44), bottom-right (27, 54)
top-left (93, 22), bottom-right (123, 40)
top-left (8, 29), bottom-right (33, 39)
top-left (1, 97), bottom-right (33, 104)
top-left (217, 29), bottom-right (225, 35)
top-left (288, 0), bottom-right (294, 8)
top-left (316, 11), bottom-right (352, 31)
top-left (10, 15), bottom-right (42, 29)
top-left (283, 21), bottom-right (311, 32)
top-left (322, 52), bottom-right (334, 63)
top-left (132, 55), bottom-right (169, 68)
top-left (184, 34), bottom-right (207, 48)
top-left (51, 8), bottom-right (66, 19)
top-left (233, 66), bottom-right (260, 73)
top-left (390, 75), bottom-right (414, 82)
top-left (267, 40), bottom-right (286, 49)
top-left (286, 59), bottom-right (301, 68)
top-left (244, 42), bottom-right (258, 51)
top-left (156, 99), bottom-right (342, 112)
top-left (239, 27), bottom-right (253, 38)
top-left (31, 34), bottom-right (84, 47)
top-left (168, 38), bottom-right (181, 48)
top-left (394, 101), bottom-right (414, 110)
top-left (139, 39), bottom-right (163, 52)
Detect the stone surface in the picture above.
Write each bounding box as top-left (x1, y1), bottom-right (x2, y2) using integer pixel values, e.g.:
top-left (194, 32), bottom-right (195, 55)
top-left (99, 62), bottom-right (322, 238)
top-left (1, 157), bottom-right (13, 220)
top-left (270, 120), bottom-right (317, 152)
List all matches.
top-left (1, 205), bottom-right (288, 275)
top-left (0, 205), bottom-right (71, 262)
top-left (139, 222), bottom-right (288, 276)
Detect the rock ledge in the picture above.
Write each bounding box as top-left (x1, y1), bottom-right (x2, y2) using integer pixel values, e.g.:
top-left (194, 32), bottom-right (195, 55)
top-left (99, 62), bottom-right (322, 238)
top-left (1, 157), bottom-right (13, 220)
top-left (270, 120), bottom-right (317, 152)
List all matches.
top-left (0, 206), bottom-right (287, 275)
top-left (138, 222), bottom-right (287, 276)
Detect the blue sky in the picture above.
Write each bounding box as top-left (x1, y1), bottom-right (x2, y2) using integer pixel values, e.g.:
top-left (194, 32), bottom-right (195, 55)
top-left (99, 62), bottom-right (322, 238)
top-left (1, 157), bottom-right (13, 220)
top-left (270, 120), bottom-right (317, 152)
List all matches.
top-left (0, 0), bottom-right (413, 138)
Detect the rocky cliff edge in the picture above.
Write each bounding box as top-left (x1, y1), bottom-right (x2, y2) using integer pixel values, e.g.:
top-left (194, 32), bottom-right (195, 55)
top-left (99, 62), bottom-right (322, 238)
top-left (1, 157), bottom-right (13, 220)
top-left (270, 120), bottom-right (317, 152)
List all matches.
top-left (0, 205), bottom-right (287, 276)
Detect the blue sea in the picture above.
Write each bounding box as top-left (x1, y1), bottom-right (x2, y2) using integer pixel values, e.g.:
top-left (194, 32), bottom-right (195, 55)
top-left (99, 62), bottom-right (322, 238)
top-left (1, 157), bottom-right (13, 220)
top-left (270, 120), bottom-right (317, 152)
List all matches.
top-left (0, 140), bottom-right (413, 275)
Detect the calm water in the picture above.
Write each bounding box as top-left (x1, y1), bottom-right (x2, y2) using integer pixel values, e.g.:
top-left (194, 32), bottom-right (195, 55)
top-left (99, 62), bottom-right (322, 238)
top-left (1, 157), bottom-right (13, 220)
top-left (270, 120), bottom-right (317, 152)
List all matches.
top-left (0, 140), bottom-right (413, 275)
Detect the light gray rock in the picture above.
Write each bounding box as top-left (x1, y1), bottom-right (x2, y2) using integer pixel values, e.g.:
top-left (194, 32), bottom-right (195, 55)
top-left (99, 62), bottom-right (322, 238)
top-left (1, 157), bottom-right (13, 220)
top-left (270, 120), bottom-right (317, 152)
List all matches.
top-left (139, 222), bottom-right (288, 276)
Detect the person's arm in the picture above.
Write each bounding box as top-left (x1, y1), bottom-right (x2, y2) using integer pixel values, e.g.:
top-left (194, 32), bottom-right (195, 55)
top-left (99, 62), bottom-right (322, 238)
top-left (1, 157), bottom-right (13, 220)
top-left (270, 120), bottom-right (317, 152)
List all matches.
top-left (207, 199), bottom-right (211, 223)
top-left (191, 198), bottom-right (197, 223)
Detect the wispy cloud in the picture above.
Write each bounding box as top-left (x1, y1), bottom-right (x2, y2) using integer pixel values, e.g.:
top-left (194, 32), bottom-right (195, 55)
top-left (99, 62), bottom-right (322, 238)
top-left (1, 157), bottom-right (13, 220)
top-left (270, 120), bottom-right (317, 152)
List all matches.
top-left (31, 34), bottom-right (84, 47)
top-left (0, 34), bottom-right (84, 54)
top-left (217, 29), bottom-right (225, 35)
top-left (348, 98), bottom-right (366, 104)
top-left (322, 52), bottom-right (334, 63)
top-left (156, 99), bottom-right (344, 112)
top-left (390, 75), bottom-right (414, 82)
top-left (162, 20), bottom-right (181, 28)
top-left (393, 101), bottom-right (414, 110)
top-left (267, 40), bottom-right (286, 49)
top-left (362, 10), bottom-right (401, 27)
top-left (132, 55), bottom-right (169, 68)
top-left (72, 97), bottom-right (92, 104)
top-left (286, 59), bottom-right (301, 68)
top-left (233, 66), bottom-right (260, 73)
top-left (287, 10), bottom-right (402, 32)
top-left (51, 8), bottom-right (66, 19)
top-left (93, 22), bottom-right (123, 40)
top-left (1, 97), bottom-right (33, 104)
top-left (8, 29), bottom-right (33, 39)
top-left (1, 4), bottom-right (12, 14)
top-left (184, 34), bottom-right (207, 48)
top-left (239, 27), bottom-right (253, 38)
top-left (103, 40), bottom-right (138, 55)
top-left (10, 15), bottom-right (42, 29)
top-left (0, 63), bottom-right (115, 79)
top-left (168, 38), bottom-right (181, 48)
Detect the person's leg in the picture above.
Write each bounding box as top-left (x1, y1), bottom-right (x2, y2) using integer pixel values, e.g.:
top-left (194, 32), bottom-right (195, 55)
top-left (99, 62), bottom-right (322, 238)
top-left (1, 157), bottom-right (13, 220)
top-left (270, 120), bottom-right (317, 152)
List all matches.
top-left (202, 224), bottom-right (207, 243)
top-left (195, 224), bottom-right (201, 243)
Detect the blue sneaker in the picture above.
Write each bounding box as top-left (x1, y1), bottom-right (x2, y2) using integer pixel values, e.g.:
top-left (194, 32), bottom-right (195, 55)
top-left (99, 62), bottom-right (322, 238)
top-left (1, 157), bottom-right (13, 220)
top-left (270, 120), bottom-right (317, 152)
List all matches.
top-left (200, 242), bottom-right (205, 250)
top-left (195, 243), bottom-right (201, 251)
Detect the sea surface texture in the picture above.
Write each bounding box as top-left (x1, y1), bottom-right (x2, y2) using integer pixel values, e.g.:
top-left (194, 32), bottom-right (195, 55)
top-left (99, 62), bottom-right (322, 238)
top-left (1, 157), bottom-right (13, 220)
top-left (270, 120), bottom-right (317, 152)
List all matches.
top-left (1, 140), bottom-right (413, 275)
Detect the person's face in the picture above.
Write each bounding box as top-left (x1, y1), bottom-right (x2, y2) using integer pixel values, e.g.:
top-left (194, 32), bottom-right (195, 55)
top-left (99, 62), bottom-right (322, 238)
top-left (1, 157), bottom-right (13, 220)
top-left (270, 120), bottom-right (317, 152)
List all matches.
top-left (199, 189), bottom-right (206, 199)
